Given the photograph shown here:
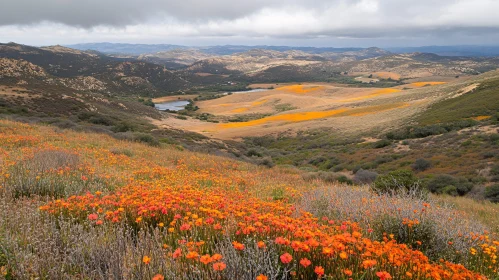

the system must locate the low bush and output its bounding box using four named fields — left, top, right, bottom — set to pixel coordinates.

left=386, top=120, right=478, bottom=140
left=426, top=174, right=474, bottom=196
left=133, top=133, right=159, bottom=146
left=112, top=121, right=136, bottom=133
left=372, top=139, right=391, bottom=149
left=353, top=169, right=378, bottom=184
left=372, top=170, right=422, bottom=194
left=485, top=184, right=499, bottom=203
left=256, top=157, right=274, bottom=168
left=412, top=158, right=432, bottom=172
